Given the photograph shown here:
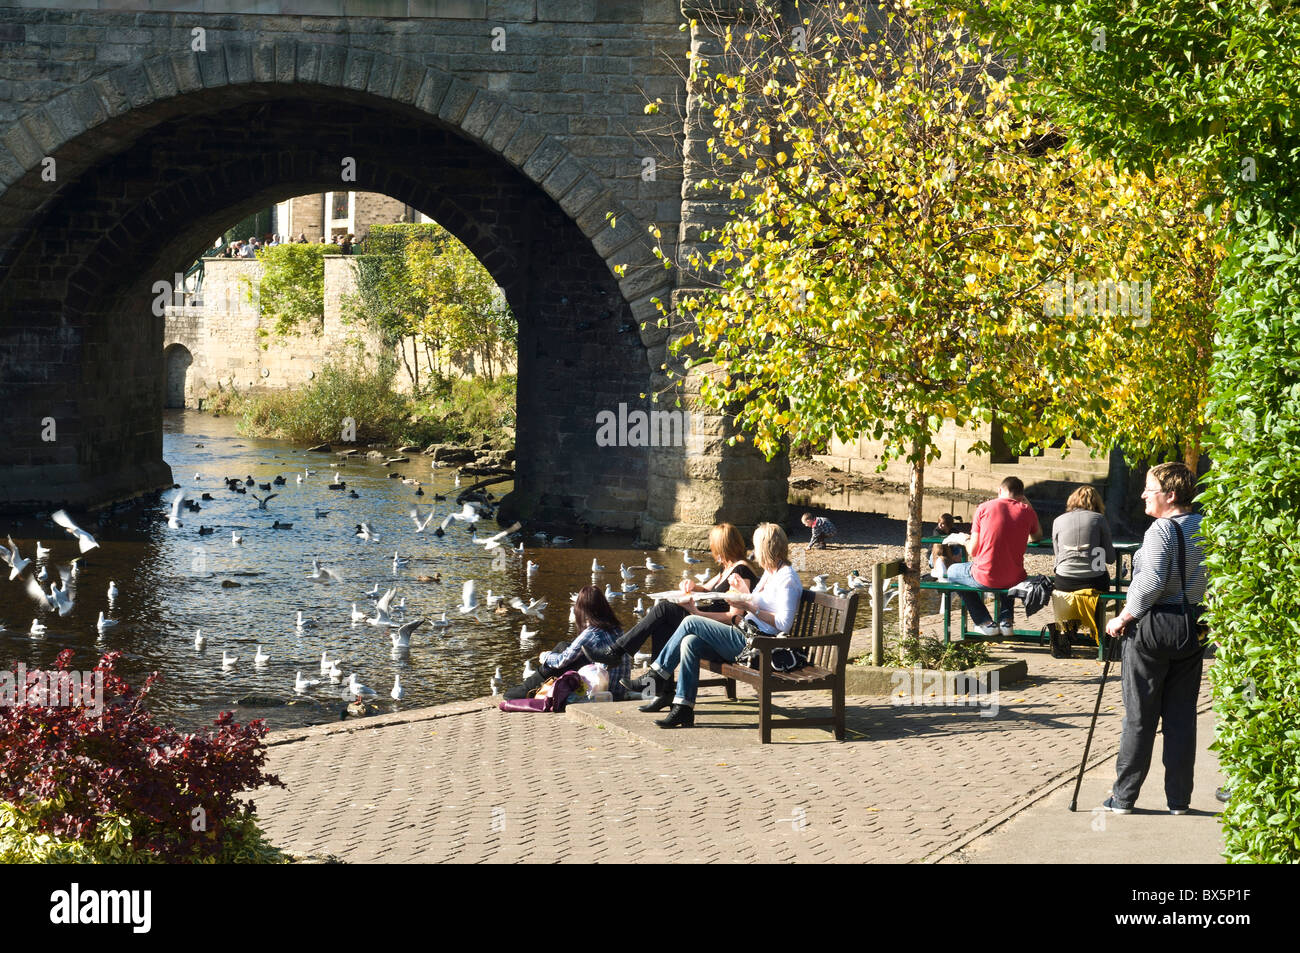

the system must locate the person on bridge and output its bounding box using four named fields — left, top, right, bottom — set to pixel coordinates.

left=607, top=522, right=758, bottom=713
left=626, top=522, right=802, bottom=729
left=944, top=476, right=1043, bottom=637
